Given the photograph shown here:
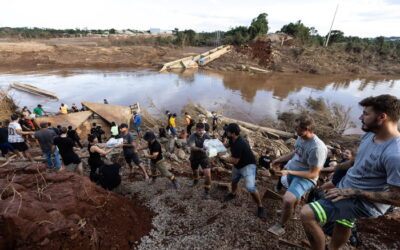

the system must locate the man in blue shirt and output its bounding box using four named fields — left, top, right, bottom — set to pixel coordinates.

left=301, top=95, right=400, bottom=250
left=133, top=111, right=142, bottom=138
